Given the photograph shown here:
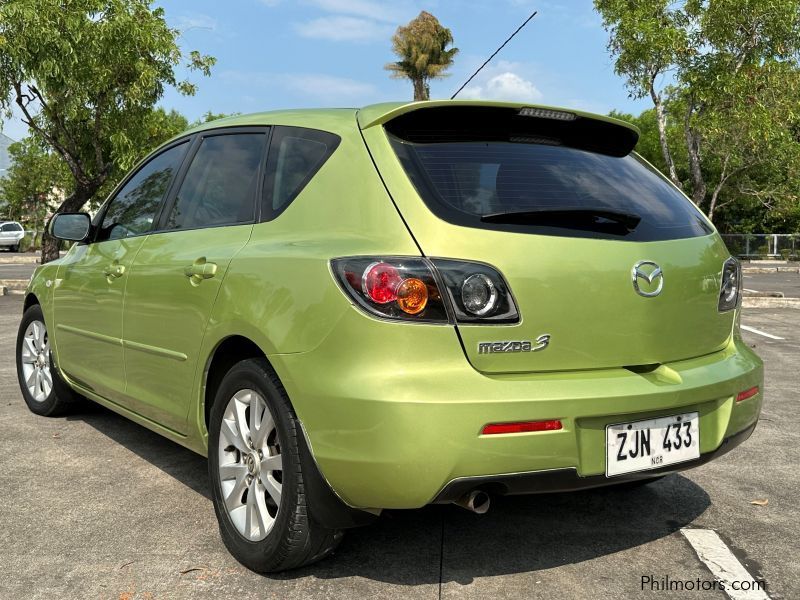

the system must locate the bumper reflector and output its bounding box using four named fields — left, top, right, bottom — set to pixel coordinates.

left=736, top=386, right=759, bottom=402
left=481, top=419, right=563, bottom=435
